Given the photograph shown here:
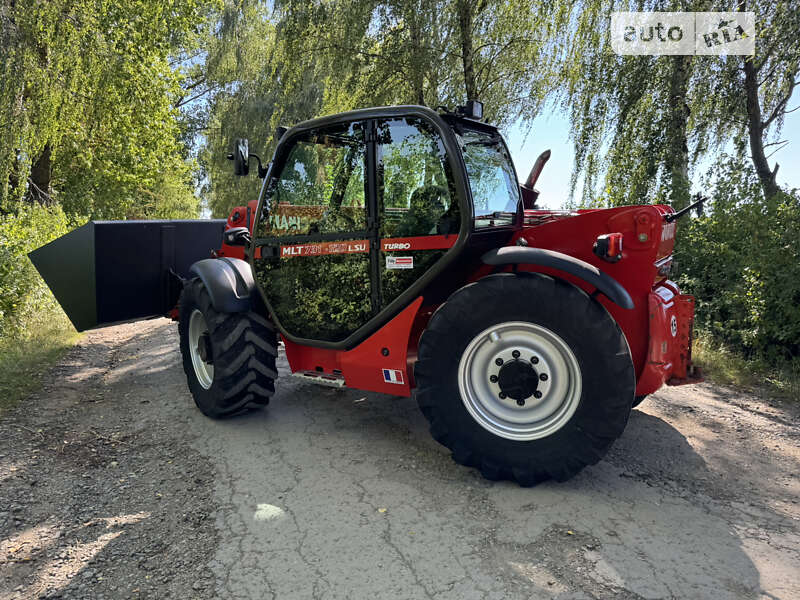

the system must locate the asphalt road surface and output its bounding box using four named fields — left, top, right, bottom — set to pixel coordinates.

left=1, top=319, right=798, bottom=599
